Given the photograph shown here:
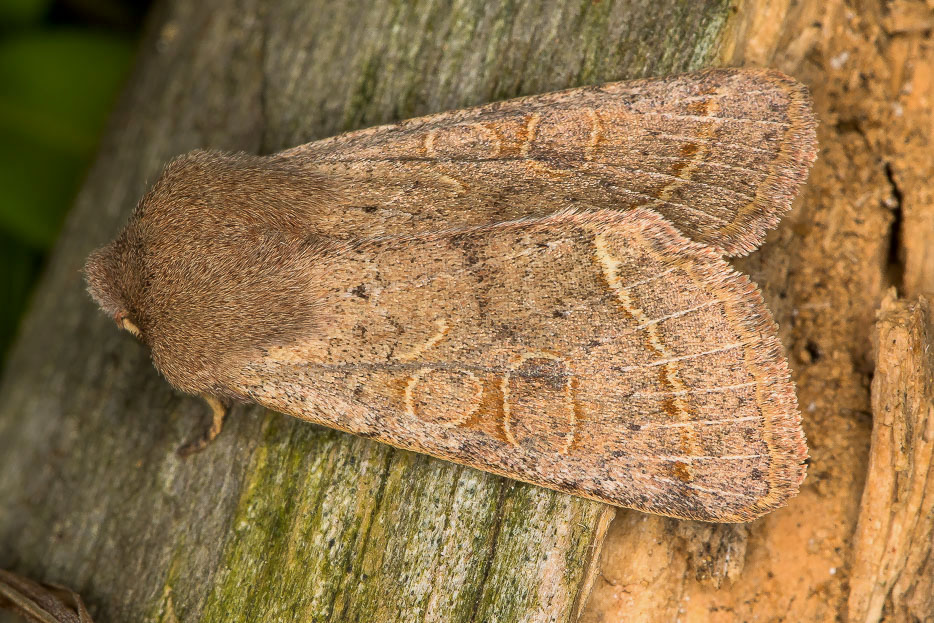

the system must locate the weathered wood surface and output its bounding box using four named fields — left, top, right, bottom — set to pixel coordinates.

left=848, top=294, right=934, bottom=623
left=0, top=1, right=736, bottom=621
